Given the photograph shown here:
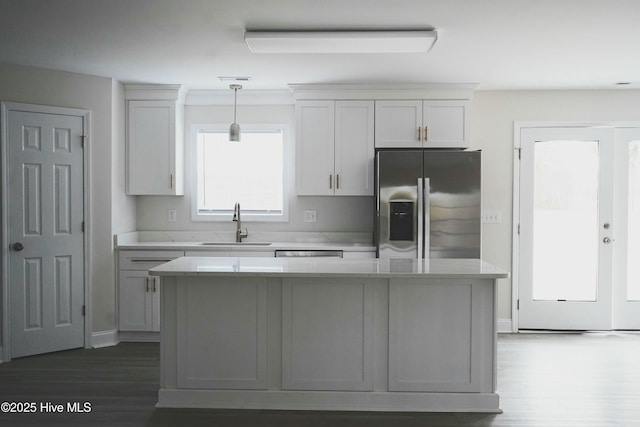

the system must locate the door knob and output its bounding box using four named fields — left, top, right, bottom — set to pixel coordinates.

left=603, top=237, right=612, bottom=244
left=12, top=242, right=24, bottom=251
